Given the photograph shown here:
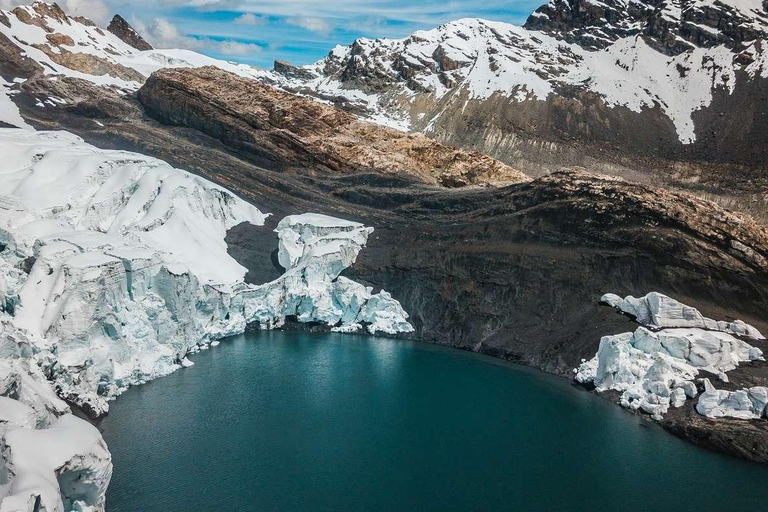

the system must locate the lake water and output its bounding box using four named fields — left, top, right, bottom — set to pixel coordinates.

left=101, top=331, right=768, bottom=511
